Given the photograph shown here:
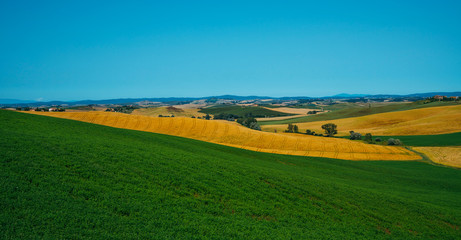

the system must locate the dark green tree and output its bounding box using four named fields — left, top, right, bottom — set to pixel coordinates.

left=285, top=124, right=294, bottom=133
left=237, top=117, right=260, bottom=130
left=321, top=123, right=337, bottom=137
left=364, top=133, right=372, bottom=143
